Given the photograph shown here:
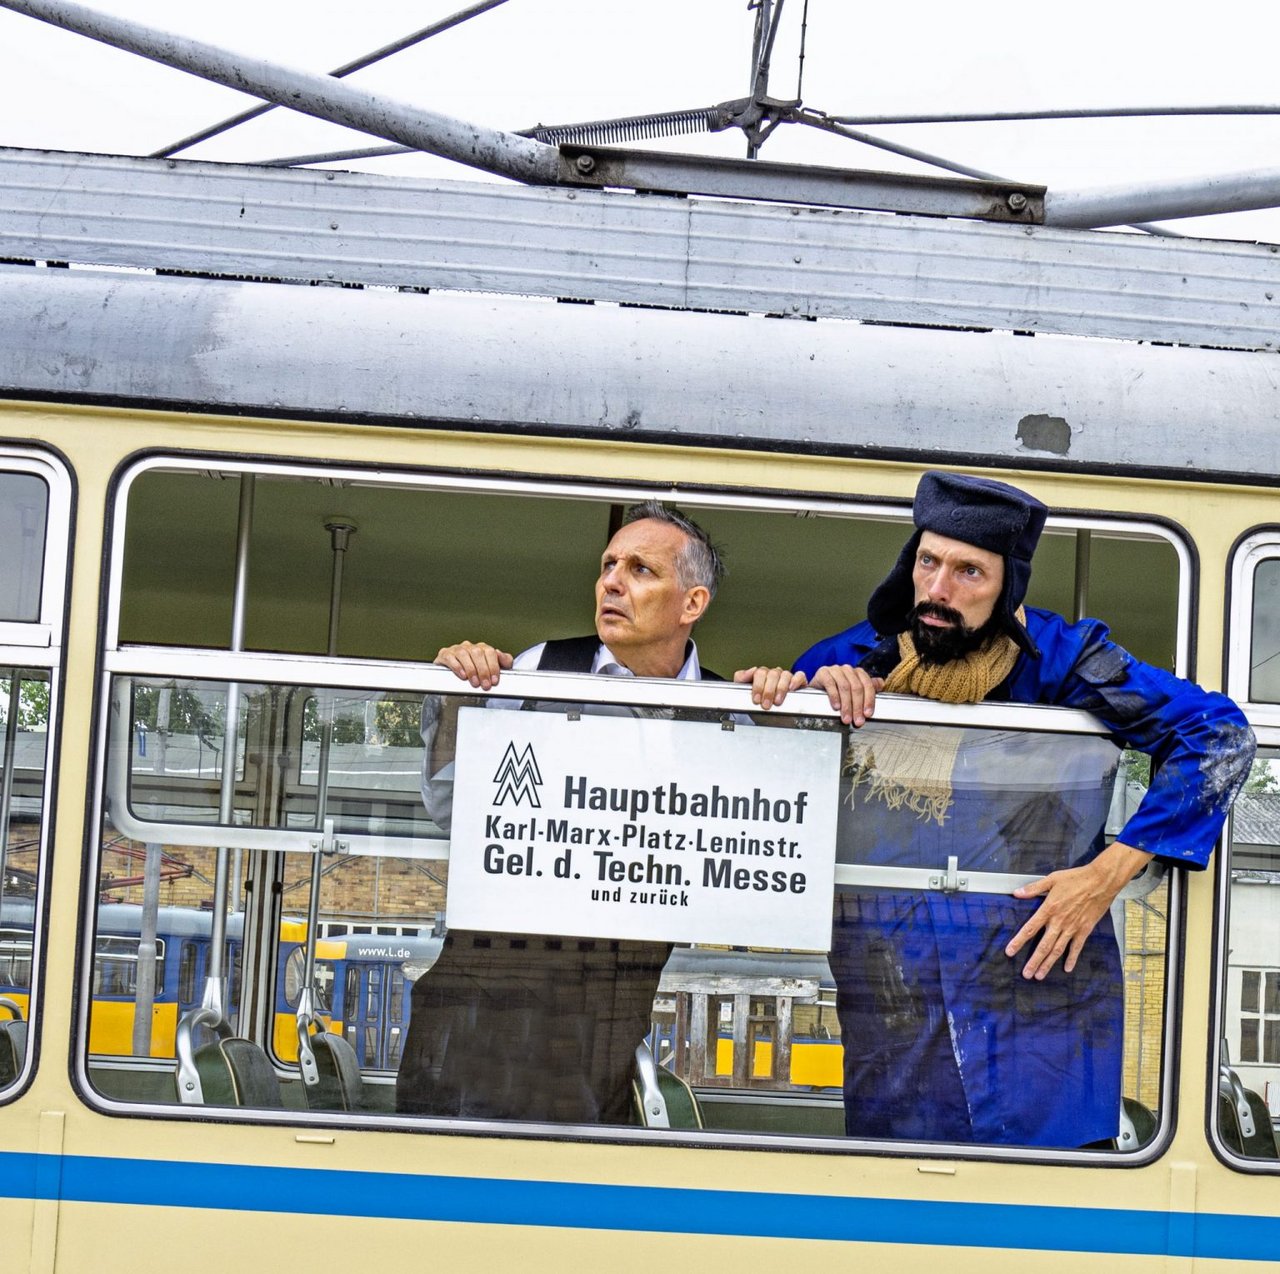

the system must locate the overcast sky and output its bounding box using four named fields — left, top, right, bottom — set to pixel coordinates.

left=4, top=0, right=1280, bottom=240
